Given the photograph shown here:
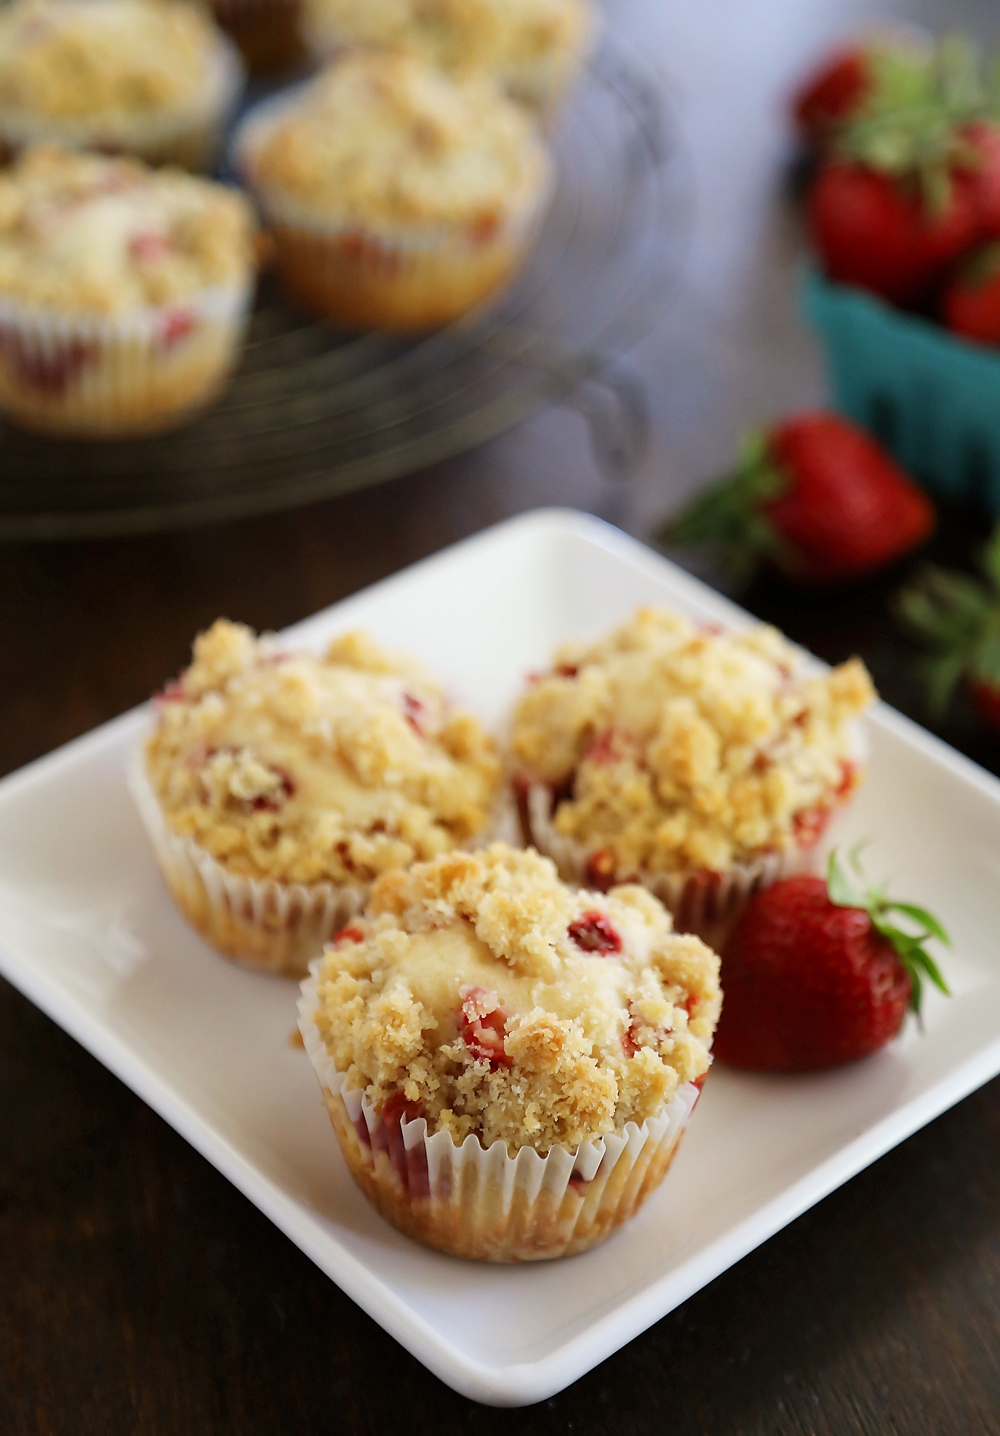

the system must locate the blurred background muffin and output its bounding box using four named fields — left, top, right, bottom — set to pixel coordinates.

left=0, top=145, right=256, bottom=435
left=302, top=0, right=596, bottom=114
left=0, top=0, right=244, bottom=171
left=235, top=50, right=553, bottom=330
